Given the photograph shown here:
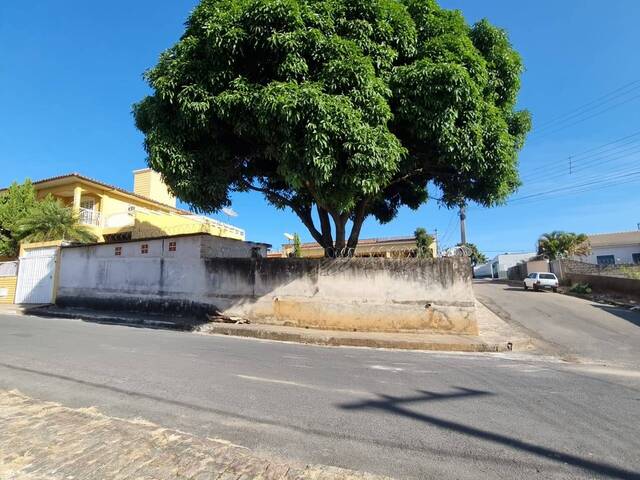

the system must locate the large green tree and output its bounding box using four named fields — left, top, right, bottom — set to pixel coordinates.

left=0, top=181, right=39, bottom=257
left=134, top=0, right=530, bottom=255
left=537, top=231, right=590, bottom=260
